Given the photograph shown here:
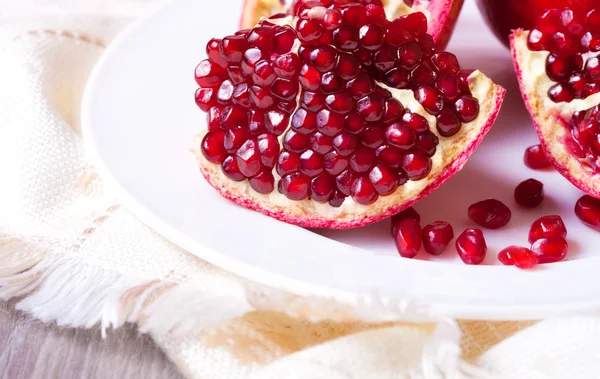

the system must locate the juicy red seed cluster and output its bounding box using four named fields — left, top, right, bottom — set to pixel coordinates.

left=568, top=105, right=600, bottom=168
left=526, top=215, right=568, bottom=263
left=390, top=208, right=454, bottom=258
left=196, top=1, right=477, bottom=206
left=498, top=246, right=539, bottom=269
left=528, top=9, right=600, bottom=103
